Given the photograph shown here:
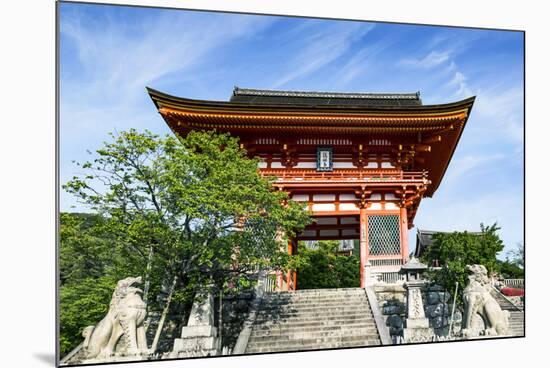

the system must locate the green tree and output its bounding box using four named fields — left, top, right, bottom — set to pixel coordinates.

left=497, top=259, right=524, bottom=279
left=297, top=241, right=360, bottom=289
left=498, top=242, right=524, bottom=279
left=59, top=276, right=116, bottom=355
left=506, top=242, right=524, bottom=269
left=420, top=223, right=504, bottom=297
left=62, top=129, right=311, bottom=353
